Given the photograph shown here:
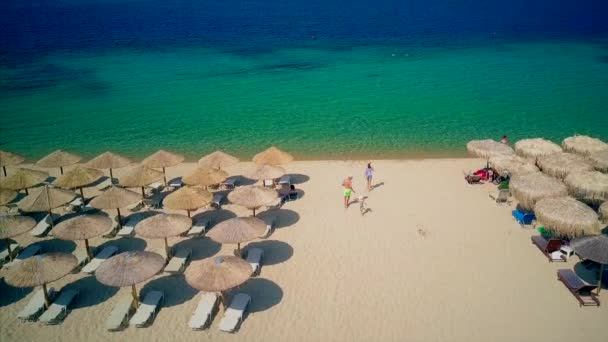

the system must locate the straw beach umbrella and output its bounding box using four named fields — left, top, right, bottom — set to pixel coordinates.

left=119, top=165, right=164, bottom=198
left=207, top=217, right=266, bottom=255
left=141, top=149, right=184, bottom=185
left=96, top=251, right=165, bottom=308
left=514, top=138, right=562, bottom=160
left=36, top=150, right=81, bottom=175
left=89, top=186, right=141, bottom=227
left=185, top=255, right=251, bottom=309
left=0, top=215, right=36, bottom=260
left=510, top=172, right=568, bottom=211
left=249, top=165, right=286, bottom=182
left=135, top=213, right=191, bottom=258
left=54, top=165, right=103, bottom=199
left=537, top=153, right=594, bottom=179
left=599, top=202, right=608, bottom=223
left=85, top=151, right=133, bottom=184
left=588, top=150, right=608, bottom=172
left=182, top=168, right=228, bottom=188
left=564, top=171, right=608, bottom=204
left=0, top=189, right=18, bottom=206
left=535, top=197, right=600, bottom=238
left=198, top=150, right=239, bottom=170
left=0, top=150, right=25, bottom=176
left=563, top=135, right=608, bottom=156
left=571, top=234, right=608, bottom=294
left=253, top=146, right=294, bottom=166
left=4, top=253, right=77, bottom=308
left=228, top=185, right=278, bottom=216
left=18, top=186, right=76, bottom=225
left=488, top=154, right=538, bottom=176
left=0, top=168, right=48, bottom=195
left=53, top=214, right=112, bottom=261
left=466, top=139, right=514, bottom=159
left=163, top=186, right=212, bottom=217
